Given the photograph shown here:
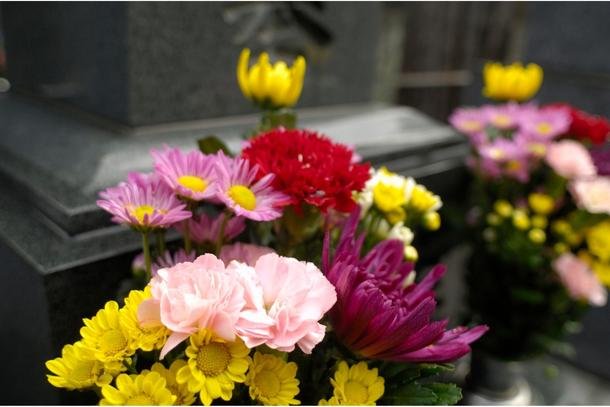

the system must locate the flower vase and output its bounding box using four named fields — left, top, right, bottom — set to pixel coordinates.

left=462, top=350, right=533, bottom=405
